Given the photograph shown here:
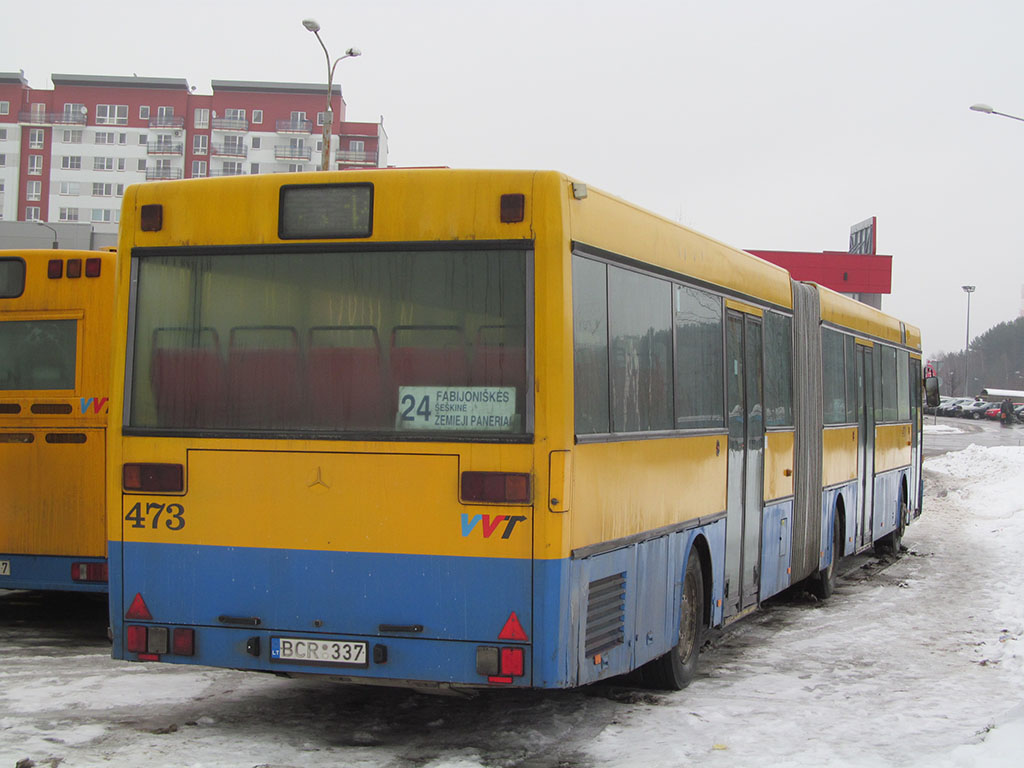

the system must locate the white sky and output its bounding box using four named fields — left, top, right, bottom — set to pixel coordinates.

left=6, top=0, right=1023, bottom=358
